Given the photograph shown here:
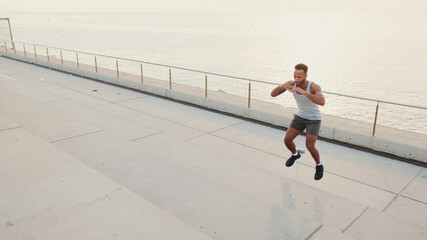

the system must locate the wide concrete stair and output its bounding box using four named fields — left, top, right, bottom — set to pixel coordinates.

left=1, top=56, right=426, bottom=239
